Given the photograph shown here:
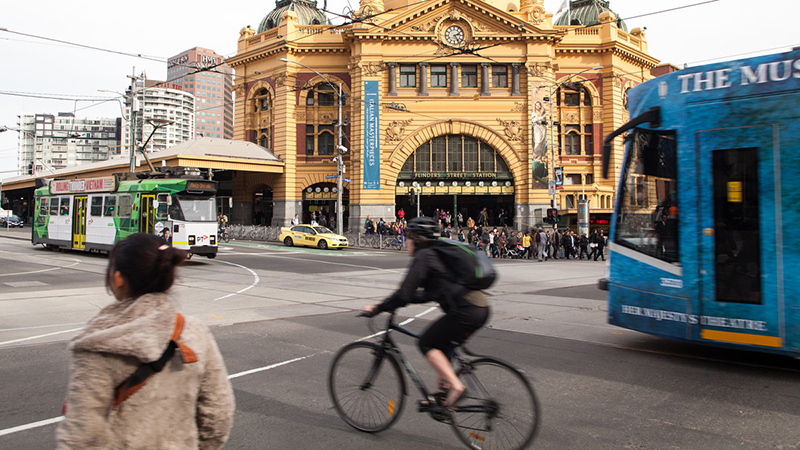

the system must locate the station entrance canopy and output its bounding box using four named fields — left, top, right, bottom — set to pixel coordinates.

left=1, top=138, right=284, bottom=191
